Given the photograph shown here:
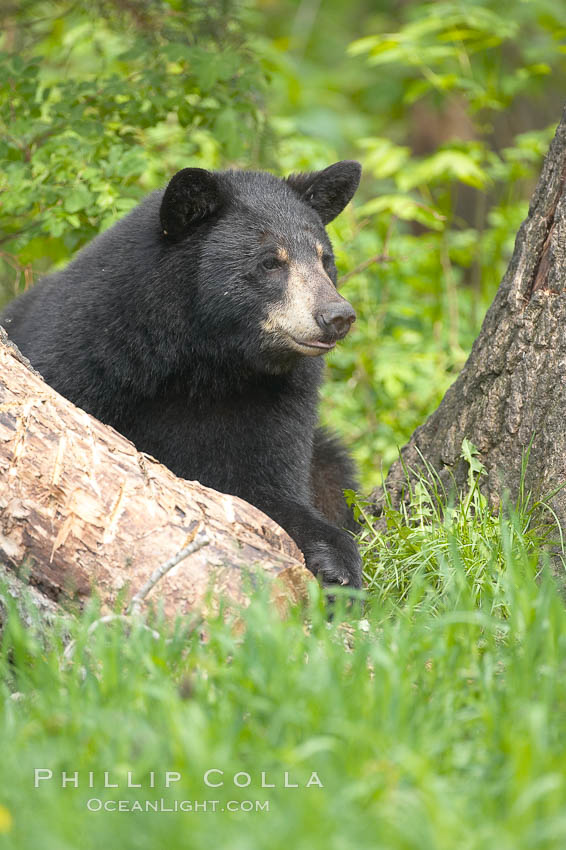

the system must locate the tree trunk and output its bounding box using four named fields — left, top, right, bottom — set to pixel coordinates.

left=375, top=105, right=566, bottom=556
left=0, top=329, right=310, bottom=623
